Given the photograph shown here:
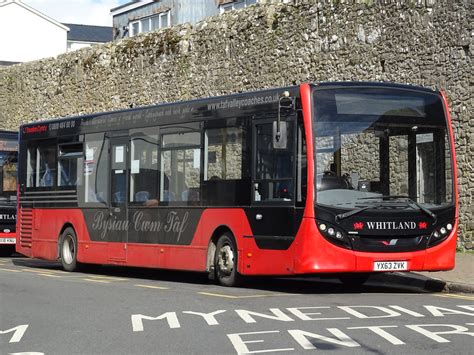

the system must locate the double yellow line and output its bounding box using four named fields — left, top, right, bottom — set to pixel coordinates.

left=434, top=293, right=474, bottom=301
